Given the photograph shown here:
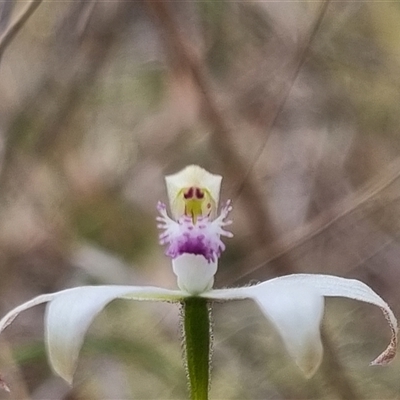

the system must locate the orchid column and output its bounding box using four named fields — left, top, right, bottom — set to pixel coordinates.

left=158, top=166, right=232, bottom=400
